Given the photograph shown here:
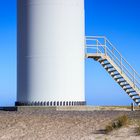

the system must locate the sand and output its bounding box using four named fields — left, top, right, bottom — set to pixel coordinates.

left=0, top=109, right=140, bottom=140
